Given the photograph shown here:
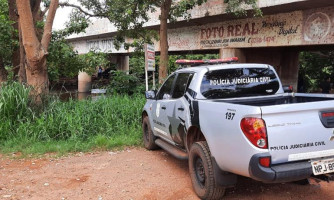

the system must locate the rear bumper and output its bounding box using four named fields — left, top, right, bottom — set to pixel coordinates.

left=249, top=153, right=313, bottom=183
